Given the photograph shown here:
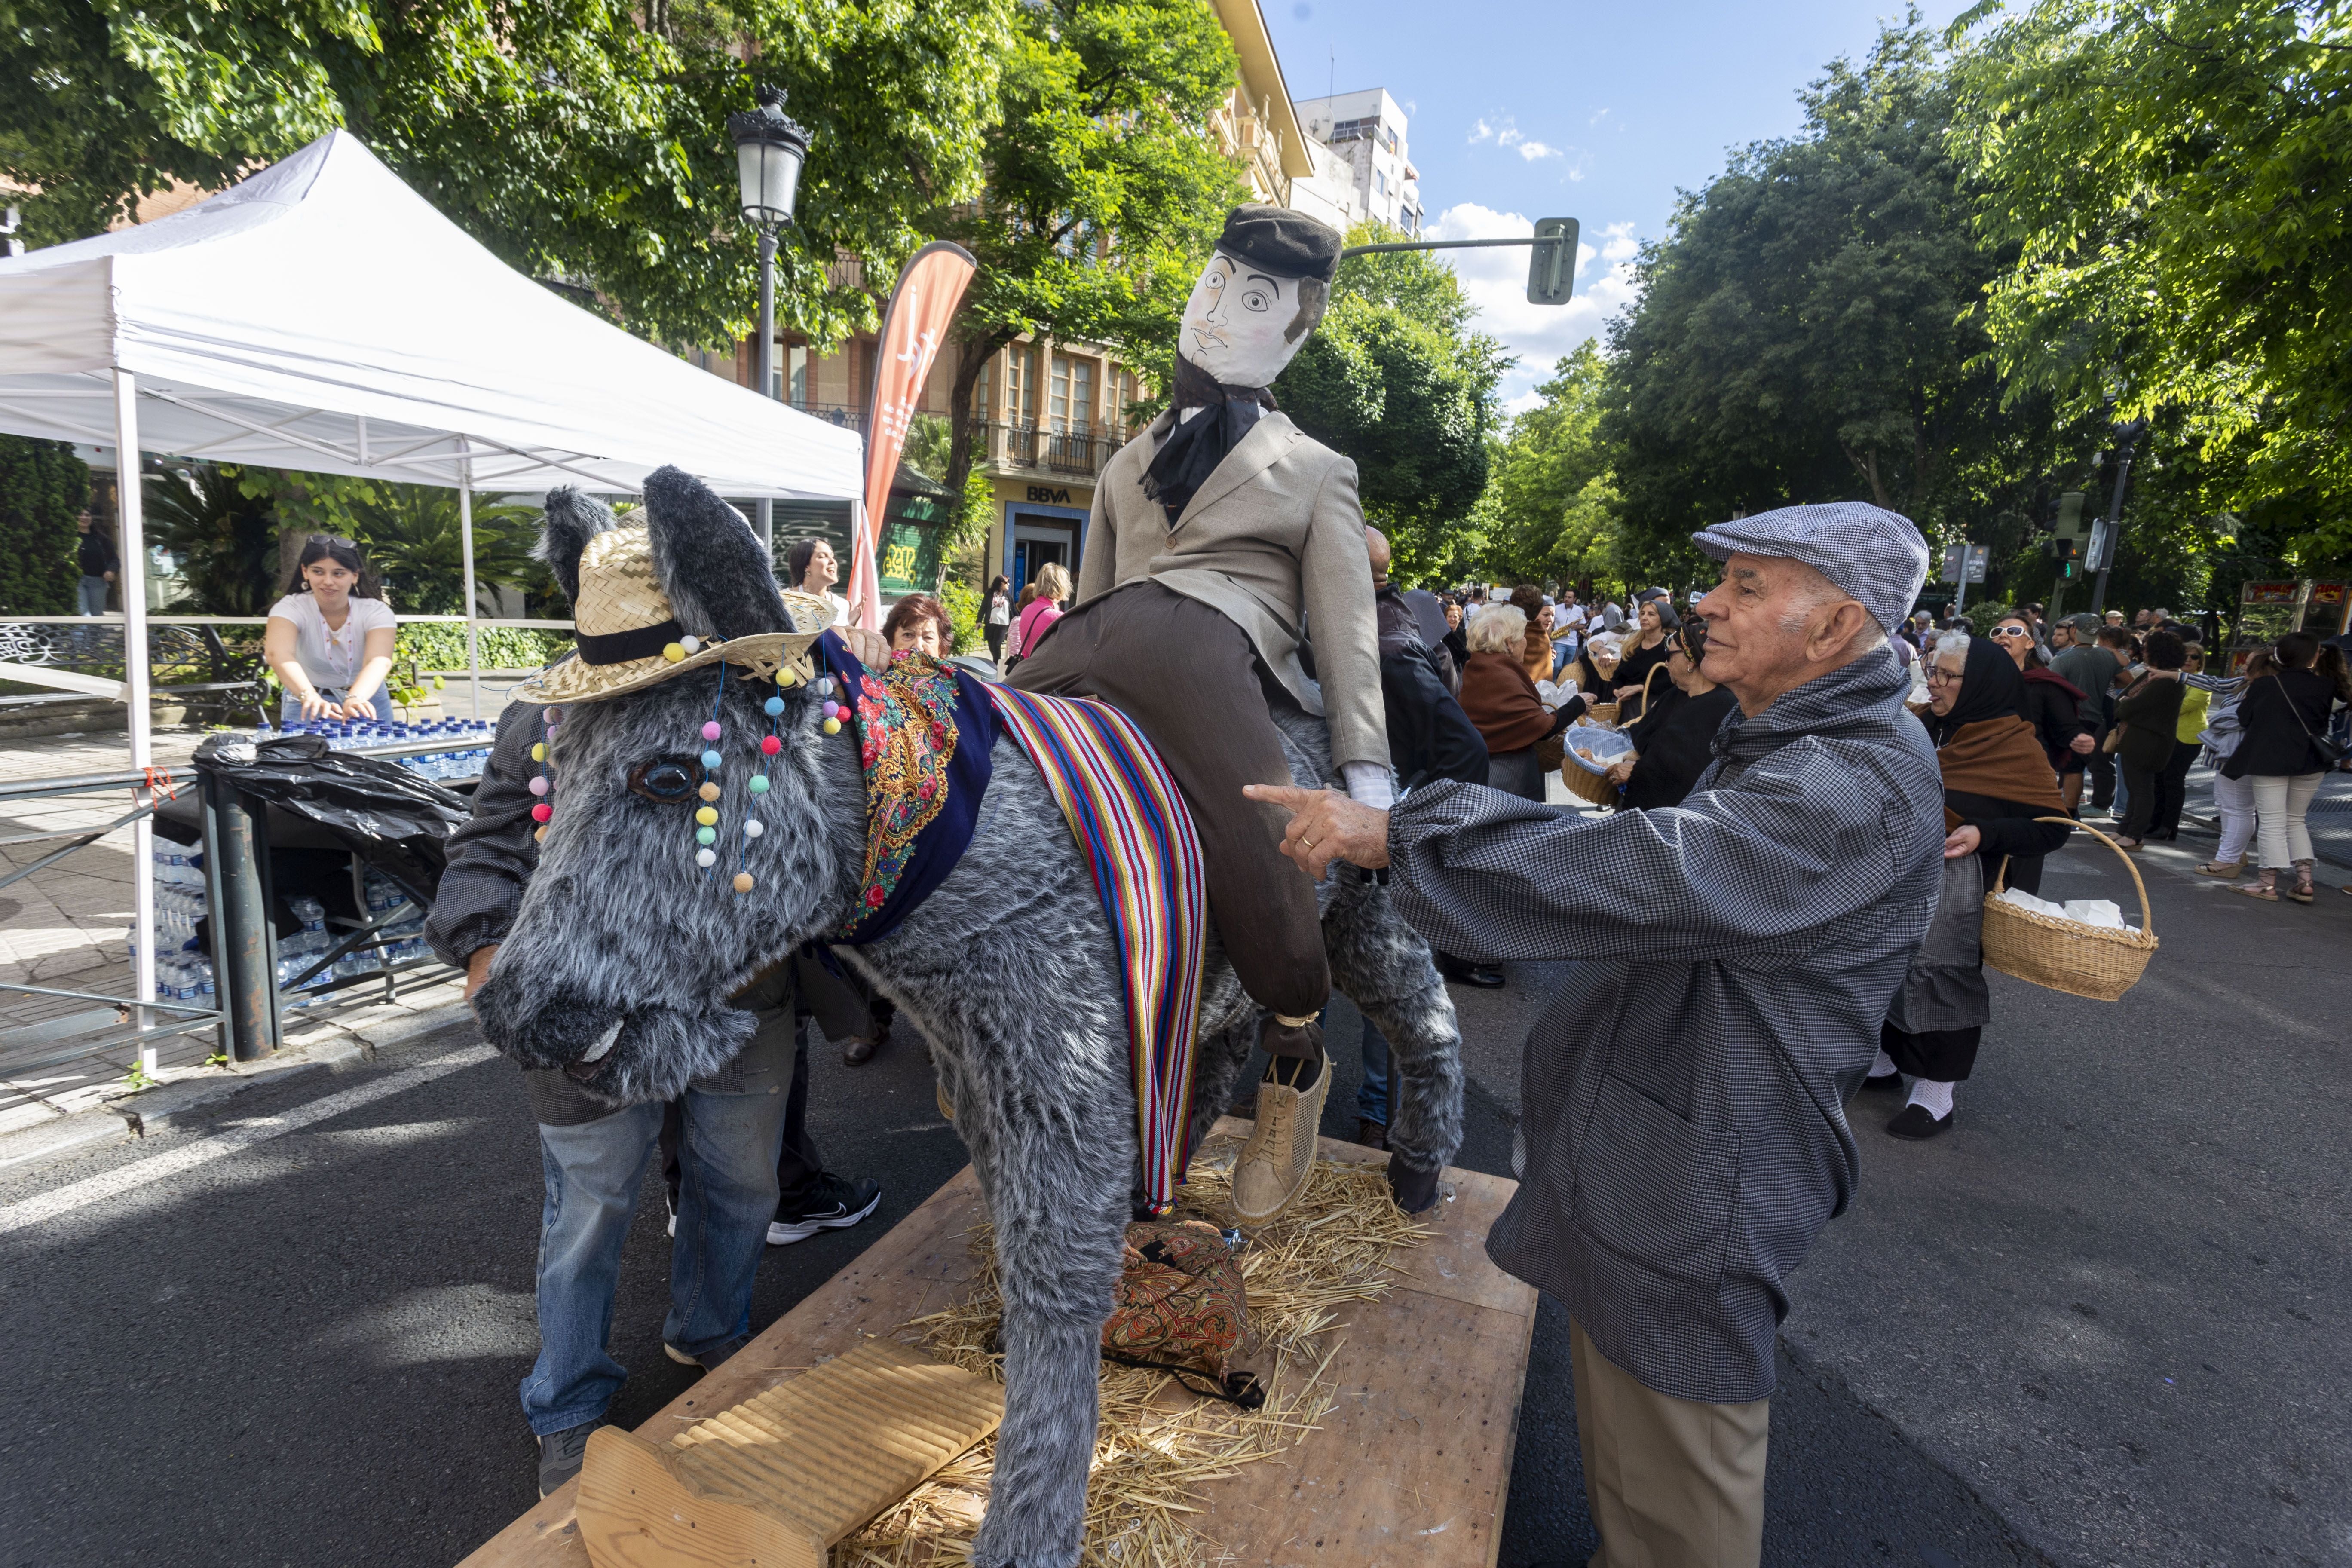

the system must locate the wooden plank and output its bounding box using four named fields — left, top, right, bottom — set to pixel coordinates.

left=462, top=1138, right=1534, bottom=1568
left=574, top=1340, right=1004, bottom=1568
